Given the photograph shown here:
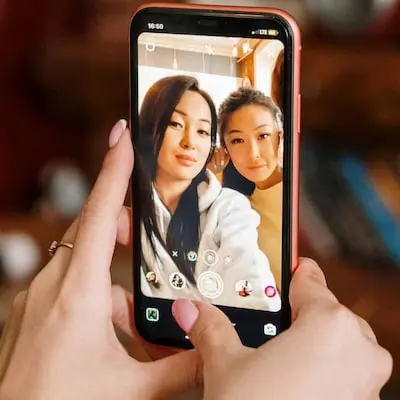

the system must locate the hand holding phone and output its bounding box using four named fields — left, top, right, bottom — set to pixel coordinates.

left=130, top=3, right=301, bottom=348
left=0, top=124, right=199, bottom=400
left=172, top=258, right=393, bottom=400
